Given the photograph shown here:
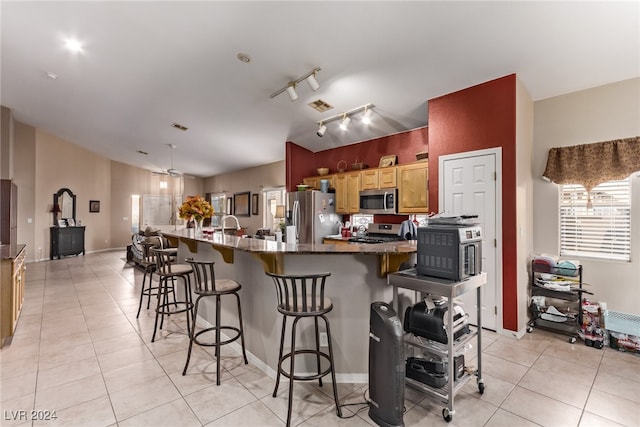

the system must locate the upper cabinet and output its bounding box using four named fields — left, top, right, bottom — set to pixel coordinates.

left=361, top=167, right=397, bottom=191
left=303, top=162, right=426, bottom=214
left=335, top=172, right=361, bottom=214
left=303, top=175, right=335, bottom=191
left=397, top=162, right=428, bottom=213
left=360, top=169, right=379, bottom=190
left=378, top=167, right=397, bottom=188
